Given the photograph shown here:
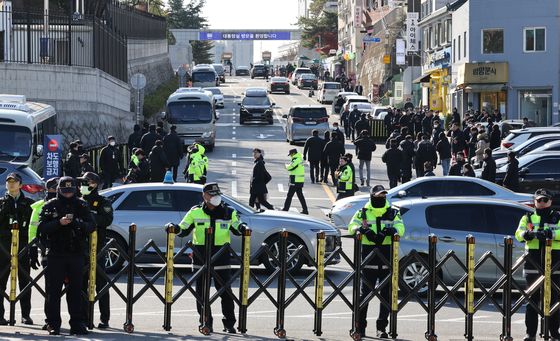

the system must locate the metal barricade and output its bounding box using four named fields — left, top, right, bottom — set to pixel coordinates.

left=367, top=119, right=388, bottom=142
